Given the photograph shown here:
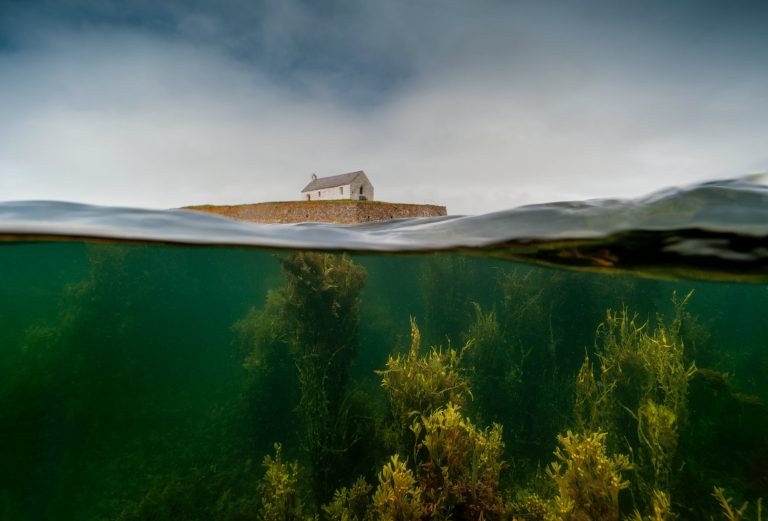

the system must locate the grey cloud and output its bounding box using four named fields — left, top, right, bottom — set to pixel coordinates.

left=0, top=1, right=766, bottom=214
